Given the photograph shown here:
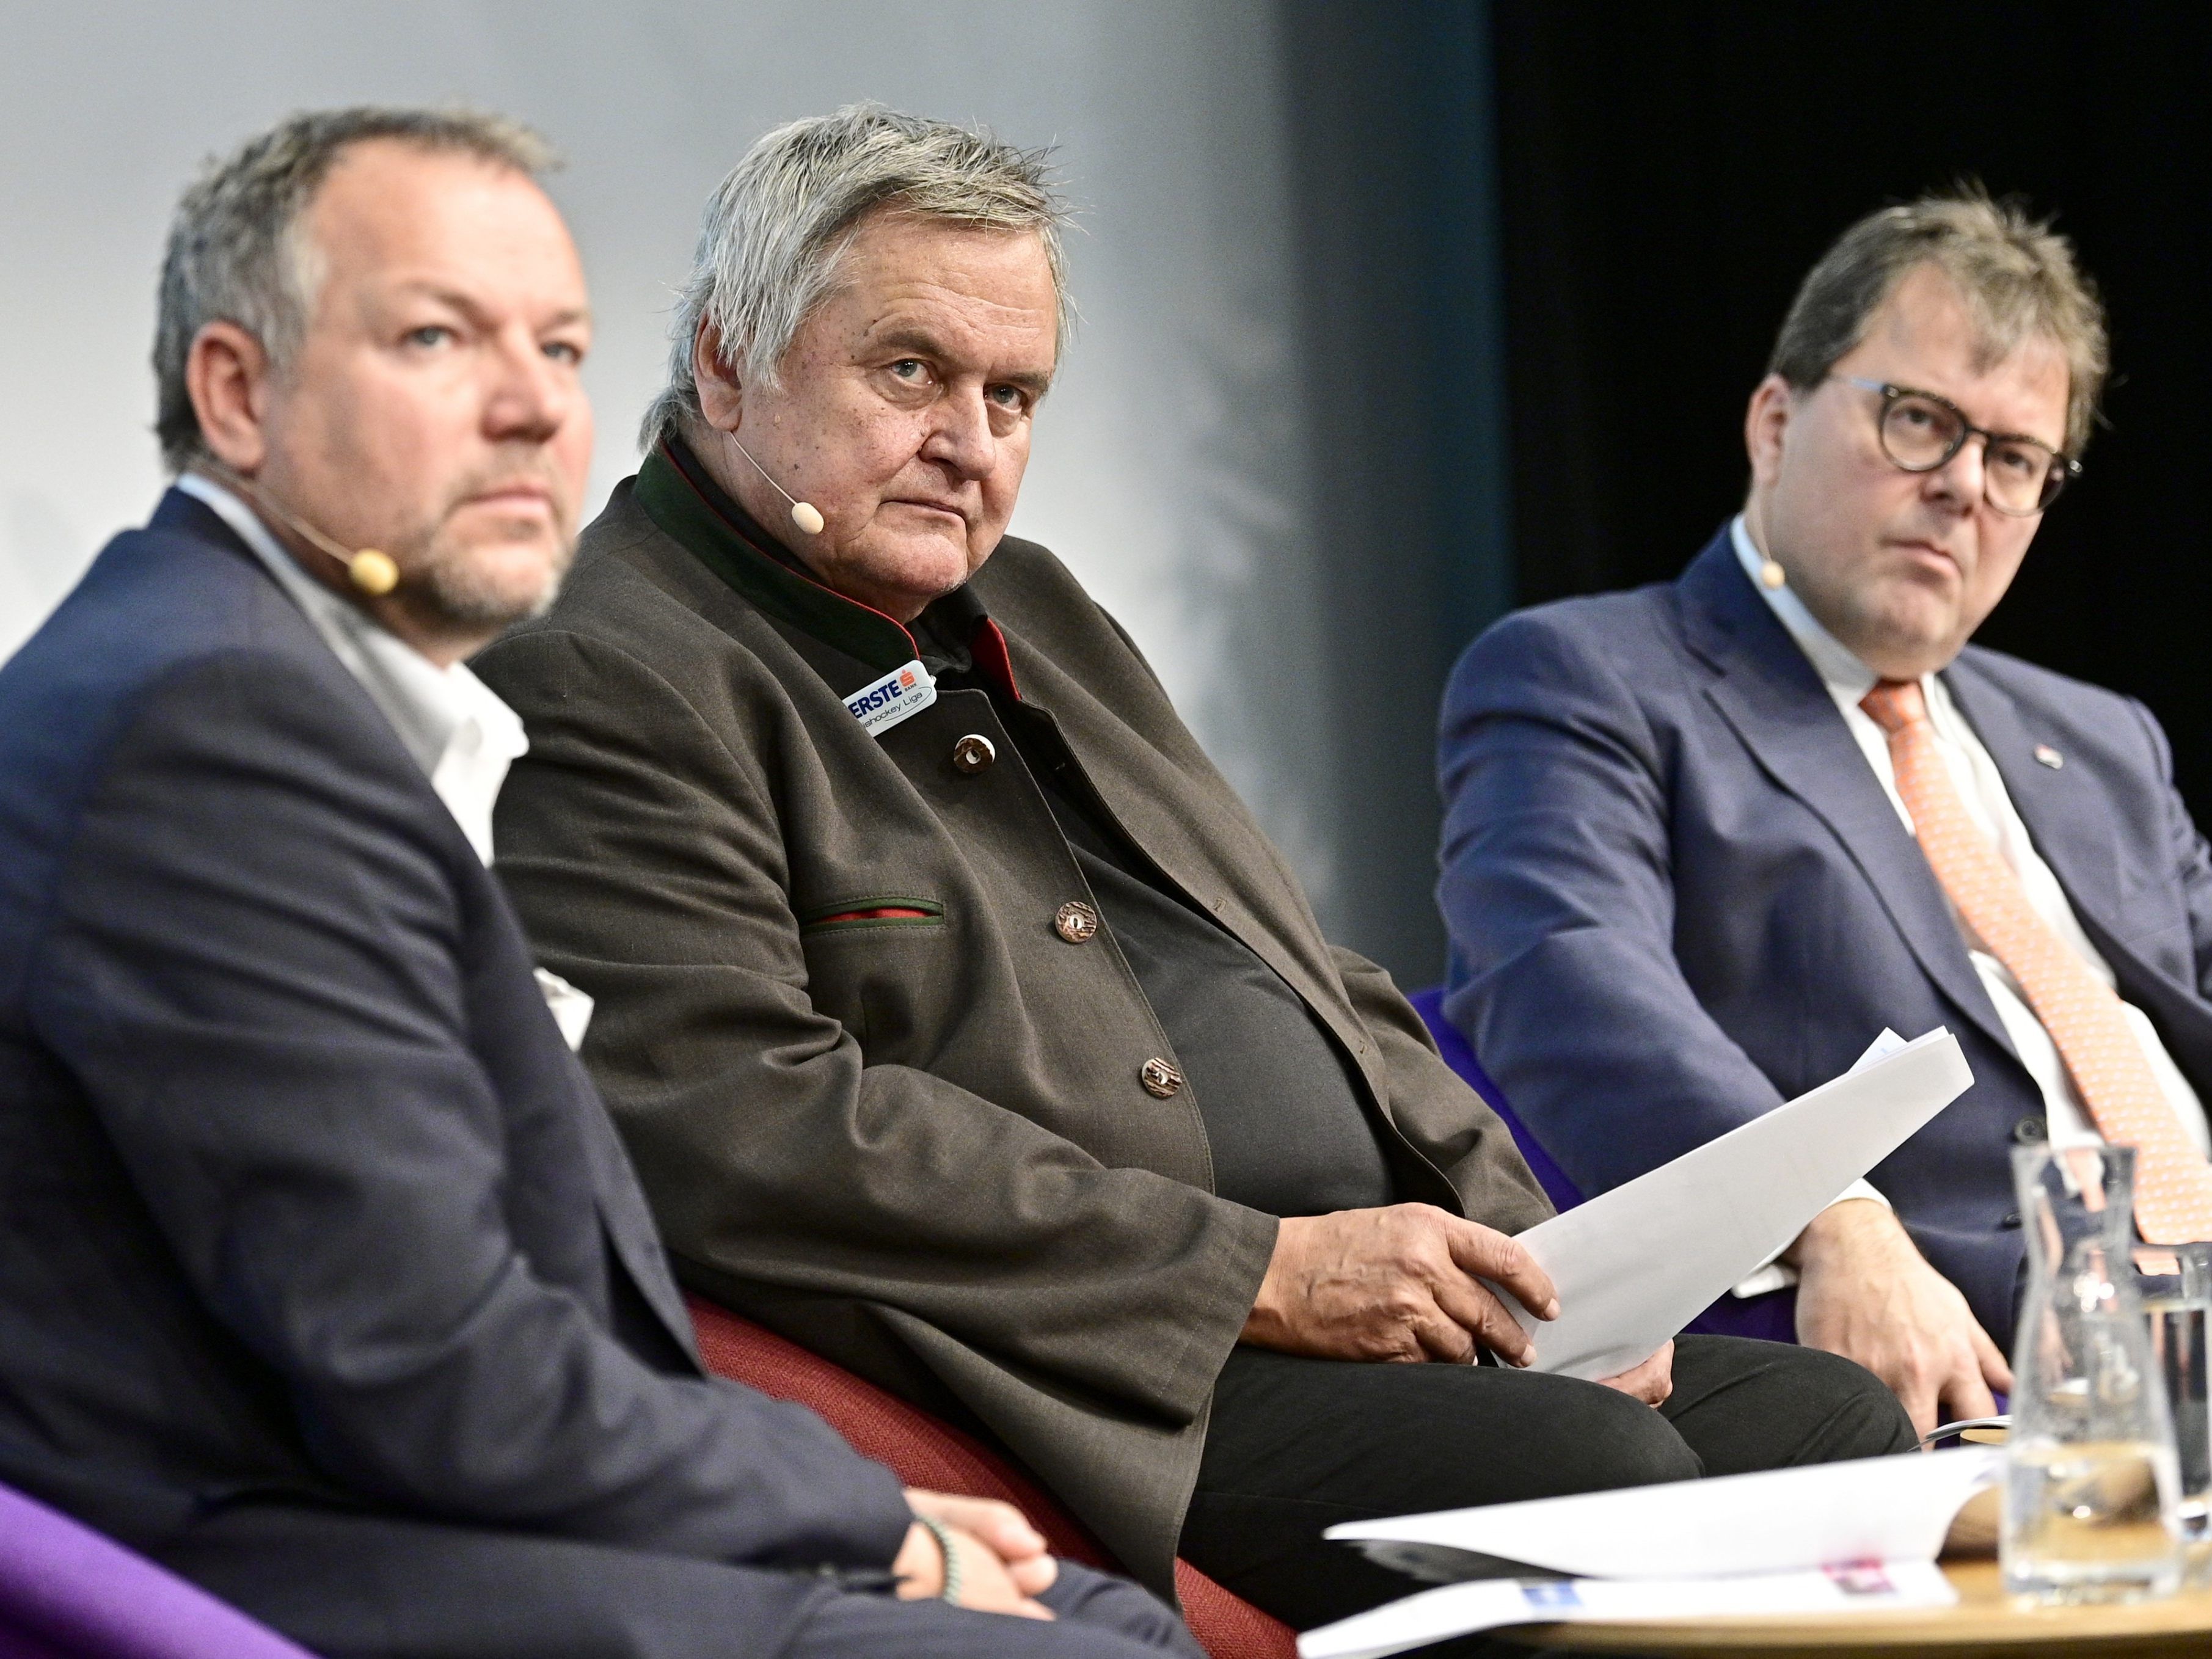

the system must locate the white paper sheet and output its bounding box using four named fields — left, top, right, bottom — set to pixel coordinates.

left=1324, top=1446, right=2004, bottom=1580
left=1728, top=1028, right=1908, bottom=1298
left=1499, top=1028, right=1971, bottom=1377
left=1298, top=1559, right=1957, bottom=1659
